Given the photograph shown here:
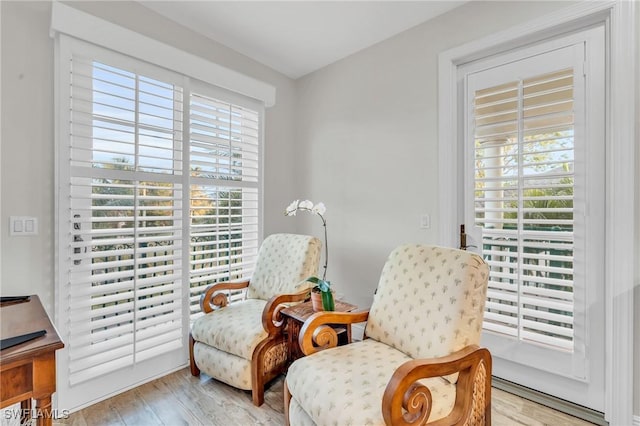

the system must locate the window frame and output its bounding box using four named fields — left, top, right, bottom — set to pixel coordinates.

left=437, top=1, right=636, bottom=423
